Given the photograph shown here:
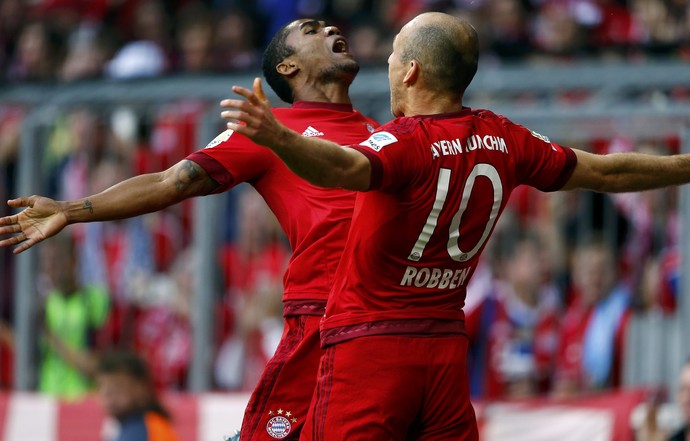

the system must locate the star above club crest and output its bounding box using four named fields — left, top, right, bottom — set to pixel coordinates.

left=286, top=411, right=291, bottom=417
left=277, top=409, right=283, bottom=415
left=268, top=410, right=274, bottom=415
left=291, top=418, right=297, bottom=423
